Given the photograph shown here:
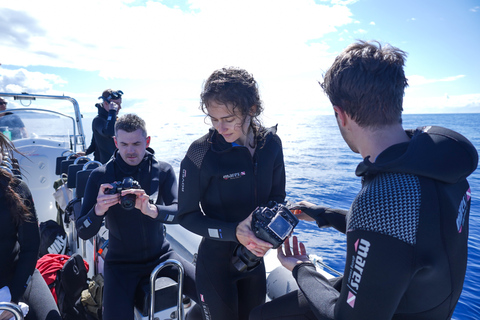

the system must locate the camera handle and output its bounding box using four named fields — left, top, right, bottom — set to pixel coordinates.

left=231, top=244, right=262, bottom=272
